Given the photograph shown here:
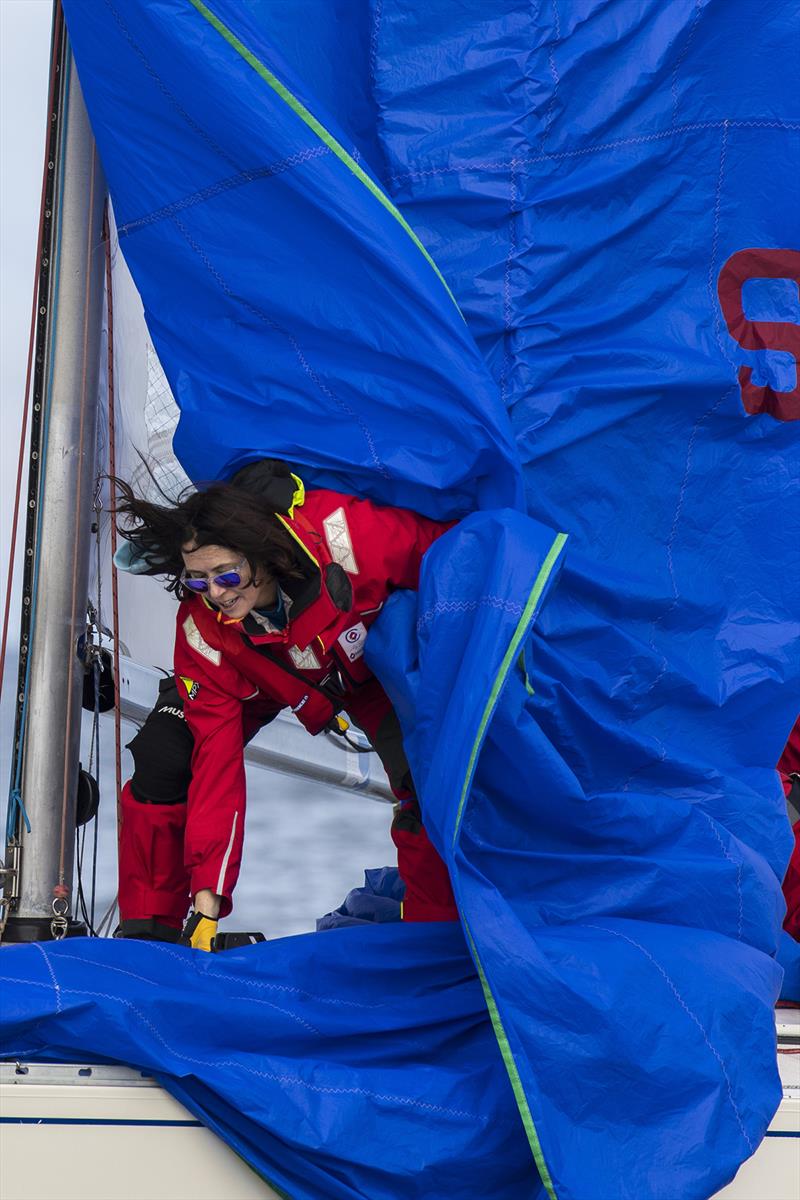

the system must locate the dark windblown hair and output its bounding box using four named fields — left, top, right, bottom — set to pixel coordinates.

left=111, top=474, right=305, bottom=597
